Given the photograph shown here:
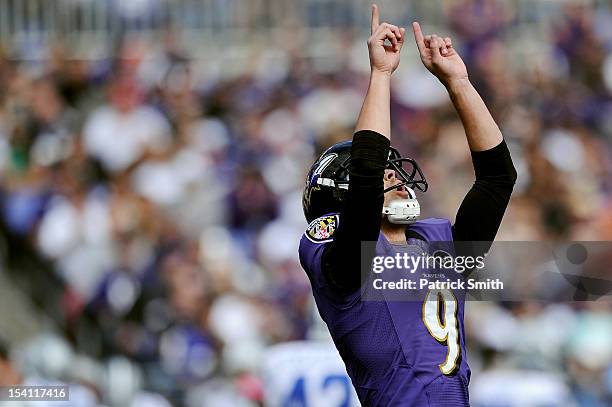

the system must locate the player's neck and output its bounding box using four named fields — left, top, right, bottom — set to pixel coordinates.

left=381, top=219, right=407, bottom=245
